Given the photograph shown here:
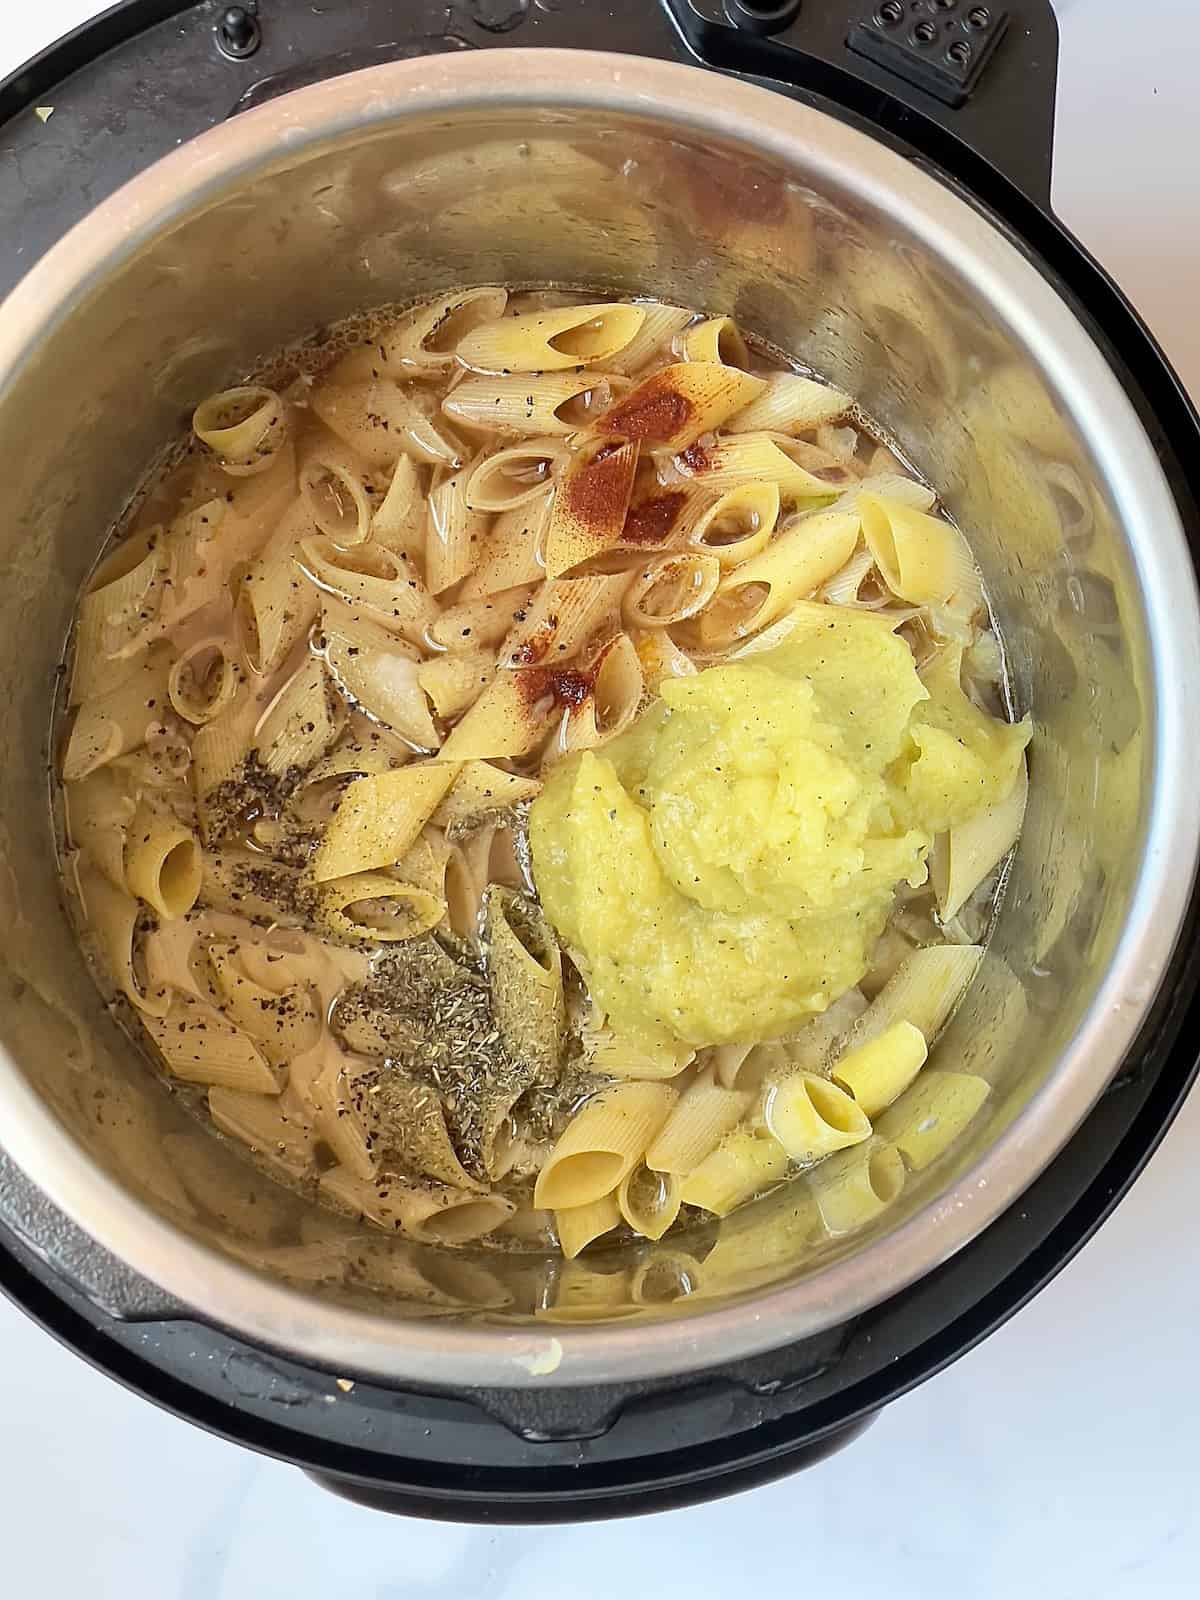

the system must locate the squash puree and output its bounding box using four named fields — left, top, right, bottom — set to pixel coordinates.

left=530, top=612, right=1029, bottom=1050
